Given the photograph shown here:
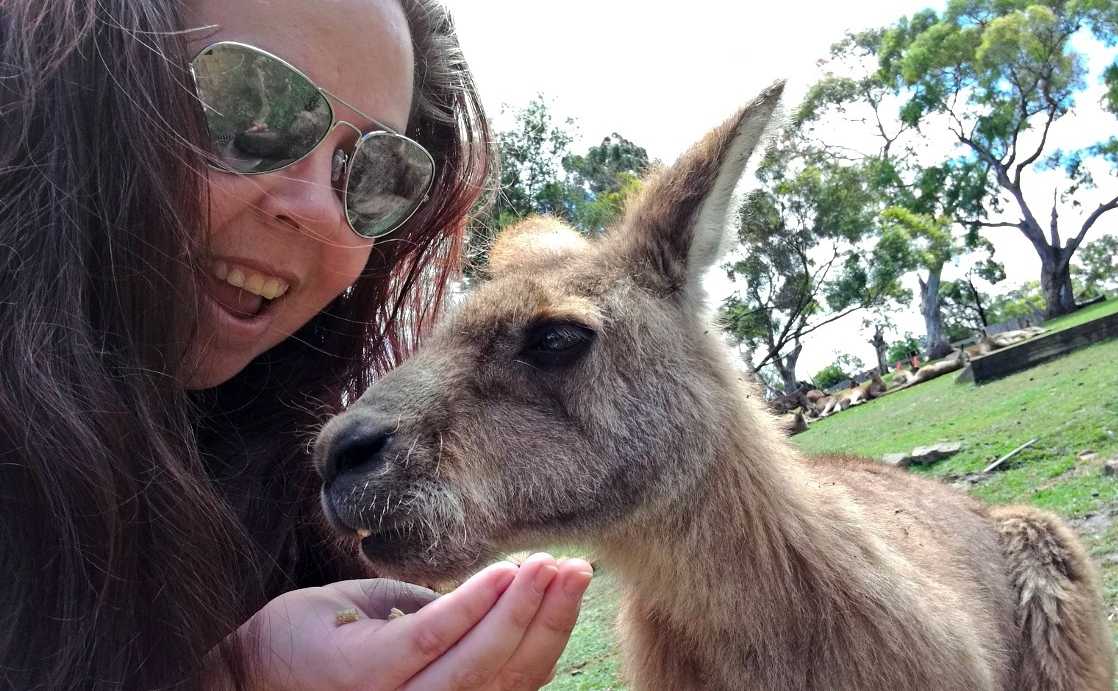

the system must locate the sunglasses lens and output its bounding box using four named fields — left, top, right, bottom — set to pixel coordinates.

left=192, top=43, right=331, bottom=173
left=346, top=133, right=435, bottom=238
